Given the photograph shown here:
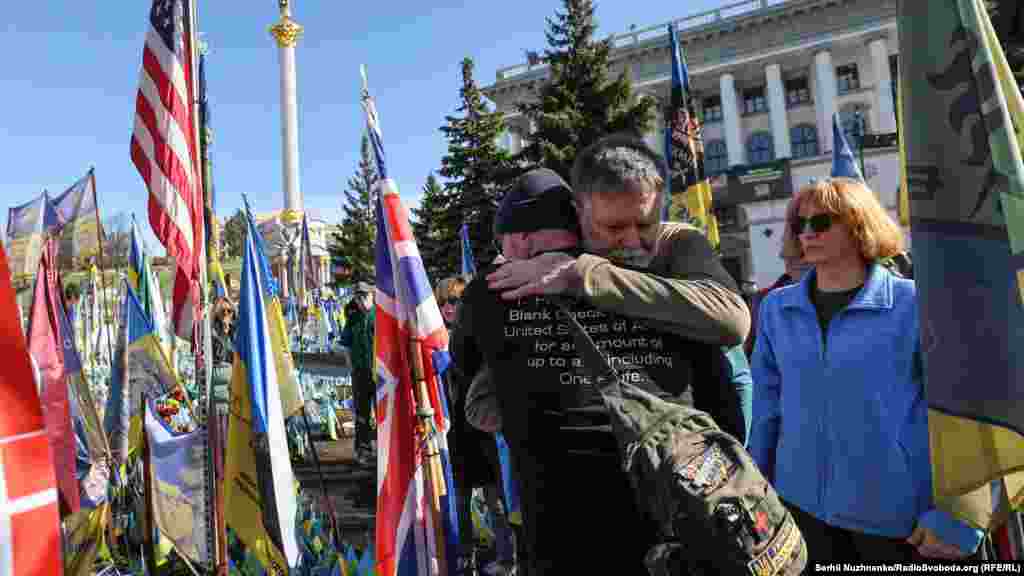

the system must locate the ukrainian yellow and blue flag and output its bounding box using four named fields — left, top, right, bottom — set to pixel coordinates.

left=224, top=224, right=300, bottom=572
left=900, top=0, right=1024, bottom=529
